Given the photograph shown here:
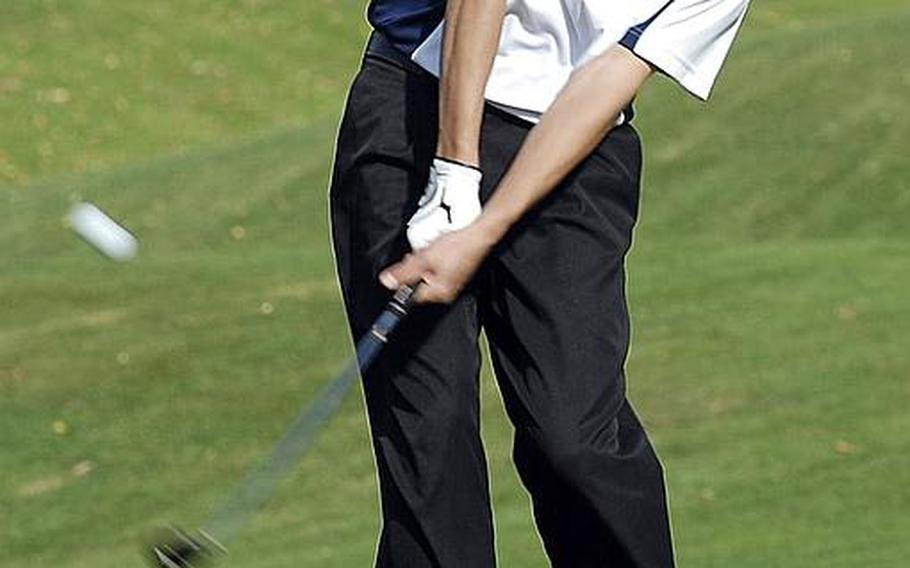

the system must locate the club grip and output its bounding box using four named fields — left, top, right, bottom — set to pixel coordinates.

left=391, top=283, right=418, bottom=312
left=369, top=284, right=417, bottom=343
left=355, top=284, right=420, bottom=370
